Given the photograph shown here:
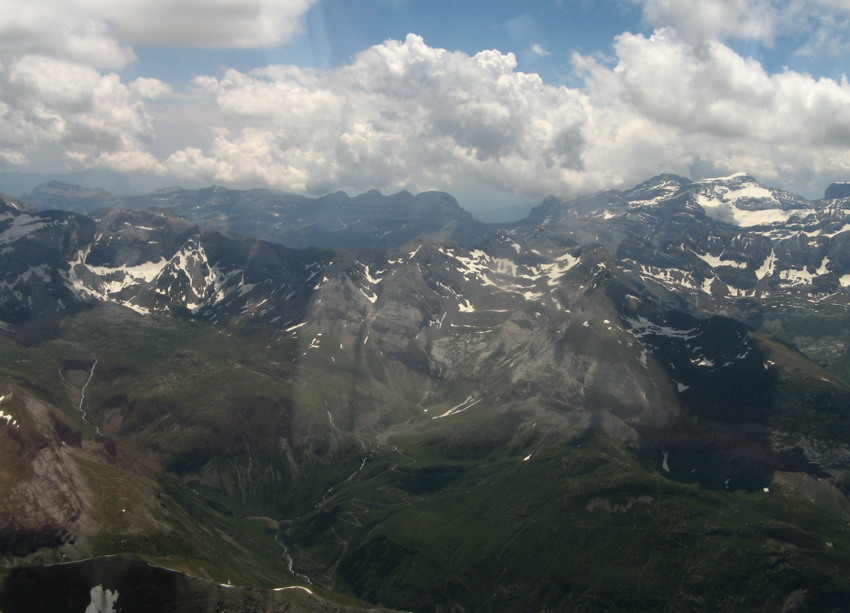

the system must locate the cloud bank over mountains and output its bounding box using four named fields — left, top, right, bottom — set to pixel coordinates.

left=1, top=0, right=850, bottom=201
